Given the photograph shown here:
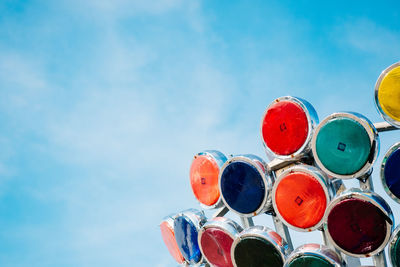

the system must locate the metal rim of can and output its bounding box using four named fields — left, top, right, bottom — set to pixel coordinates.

left=380, top=142, right=400, bottom=204
left=323, top=188, right=394, bottom=258
left=198, top=217, right=243, bottom=266
left=272, top=165, right=331, bottom=232
left=311, top=112, right=379, bottom=180
left=231, top=225, right=291, bottom=267
left=218, top=154, right=273, bottom=217
left=374, top=62, right=400, bottom=128
left=174, top=209, right=207, bottom=266
left=191, top=150, right=228, bottom=209
left=389, top=224, right=400, bottom=267
left=260, top=96, right=319, bottom=160
left=283, top=243, right=343, bottom=267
